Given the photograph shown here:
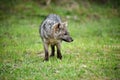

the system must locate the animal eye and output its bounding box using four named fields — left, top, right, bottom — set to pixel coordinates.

left=64, top=32, right=67, bottom=35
